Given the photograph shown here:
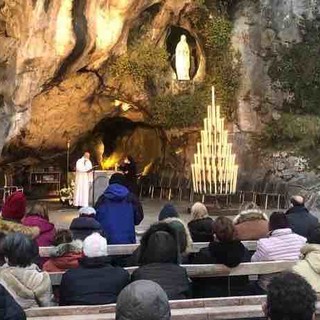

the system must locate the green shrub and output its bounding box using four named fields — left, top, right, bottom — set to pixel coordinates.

left=258, top=113, right=320, bottom=151
left=109, top=42, right=170, bottom=89
left=150, top=85, right=211, bottom=128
